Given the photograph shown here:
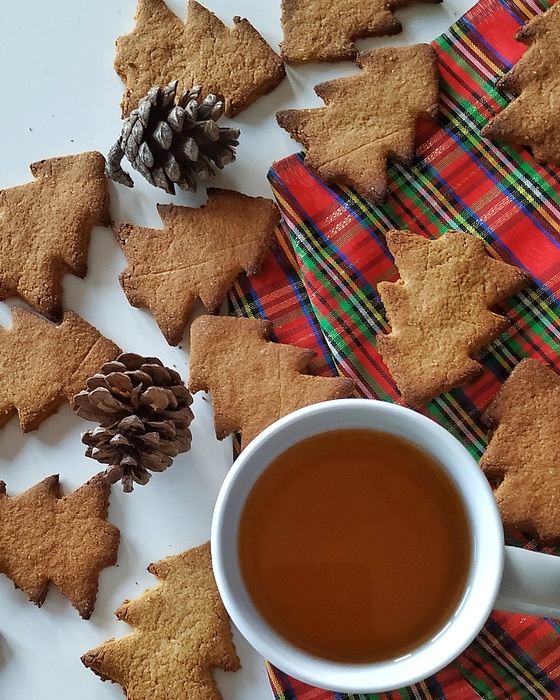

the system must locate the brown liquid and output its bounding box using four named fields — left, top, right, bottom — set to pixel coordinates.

left=238, top=429, right=471, bottom=663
